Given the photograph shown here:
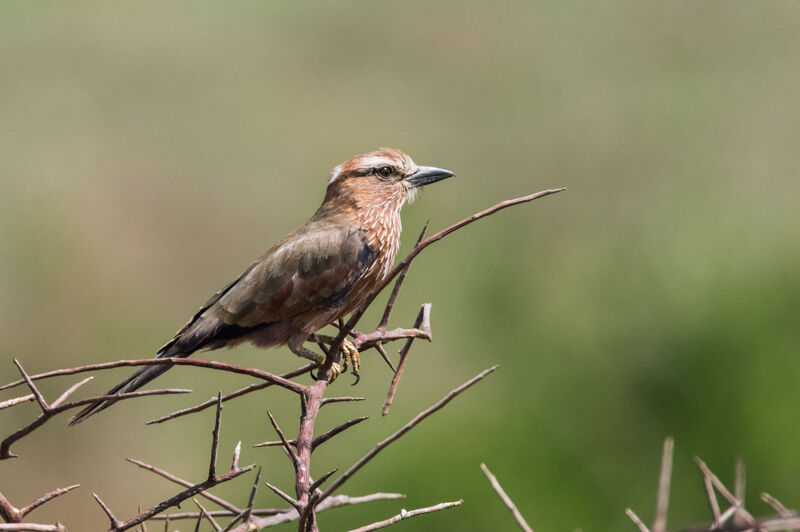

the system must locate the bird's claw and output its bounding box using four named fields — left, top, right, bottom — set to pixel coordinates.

left=306, top=335, right=360, bottom=384
left=311, top=361, right=342, bottom=382
left=339, top=339, right=360, bottom=384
